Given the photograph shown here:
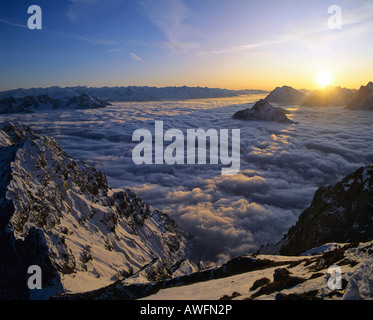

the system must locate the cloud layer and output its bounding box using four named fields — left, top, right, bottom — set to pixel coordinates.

left=1, top=95, right=372, bottom=263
